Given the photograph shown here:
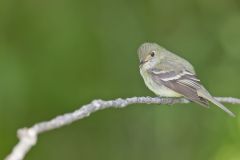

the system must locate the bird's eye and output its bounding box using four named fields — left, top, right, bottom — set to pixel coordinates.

left=150, top=51, right=155, bottom=57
